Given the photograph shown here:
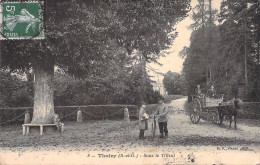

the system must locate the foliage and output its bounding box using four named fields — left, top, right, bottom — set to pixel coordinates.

left=0, top=69, right=33, bottom=107
left=189, top=0, right=218, bottom=30
left=163, top=71, right=187, bottom=95
left=214, top=0, right=260, bottom=100
left=0, top=61, right=162, bottom=109
left=182, top=27, right=219, bottom=97
left=182, top=0, right=260, bottom=101
left=0, top=0, right=191, bottom=115
left=181, top=0, right=219, bottom=101
left=1, top=0, right=191, bottom=74
left=54, top=64, right=163, bottom=106
left=54, top=71, right=88, bottom=106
